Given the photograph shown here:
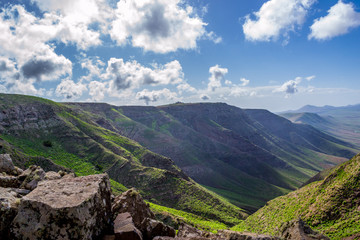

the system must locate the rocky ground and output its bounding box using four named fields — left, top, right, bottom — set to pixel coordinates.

left=0, top=154, right=330, bottom=240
